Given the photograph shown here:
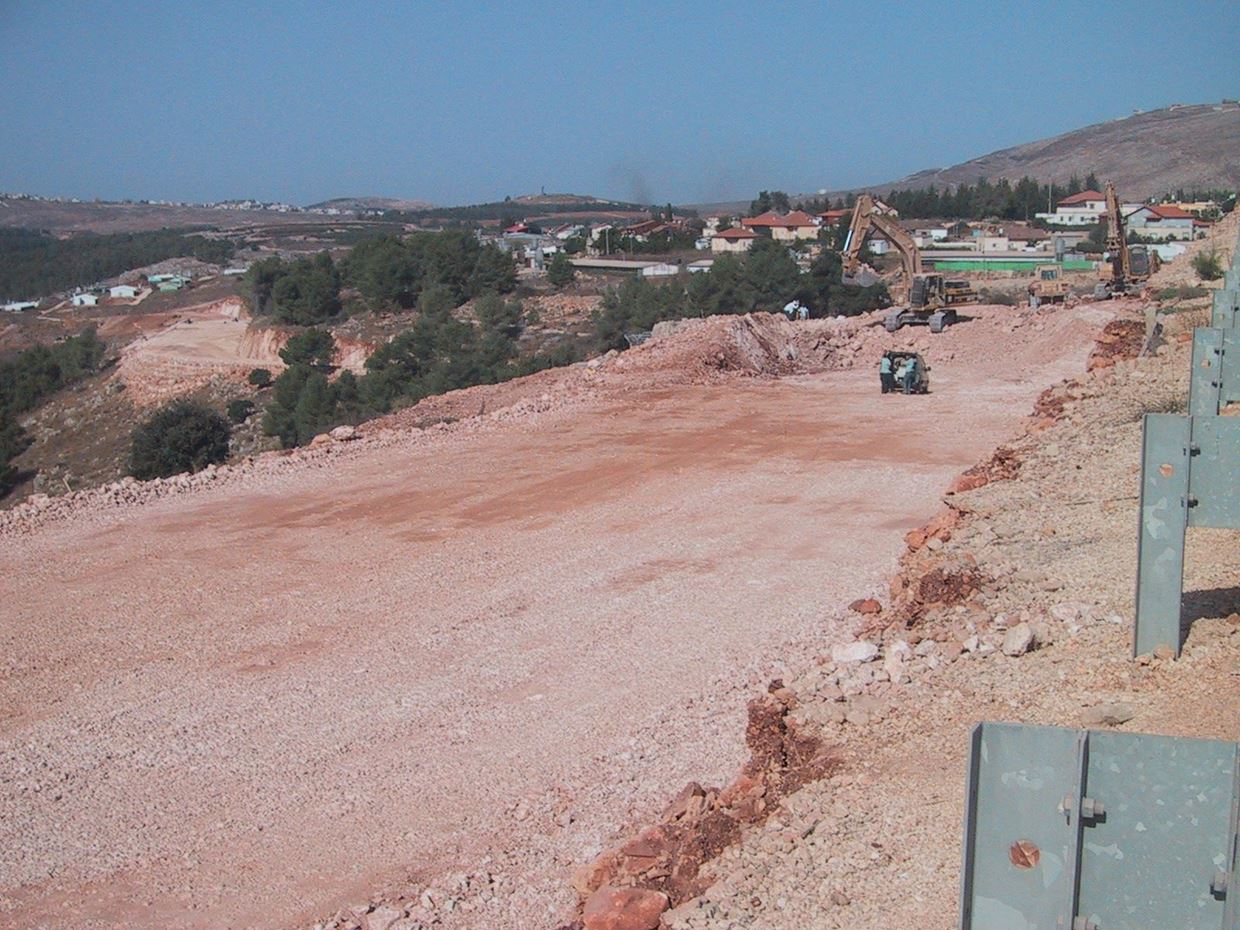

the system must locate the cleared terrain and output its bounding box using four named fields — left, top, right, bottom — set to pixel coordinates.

left=0, top=304, right=1111, bottom=929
